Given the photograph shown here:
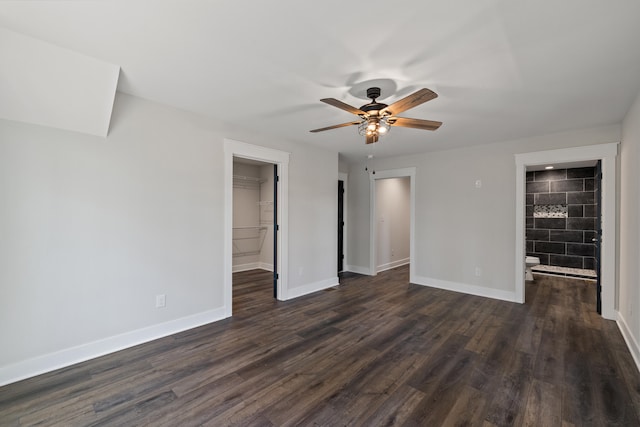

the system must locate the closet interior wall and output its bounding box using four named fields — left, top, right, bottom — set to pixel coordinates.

left=232, top=161, right=274, bottom=272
